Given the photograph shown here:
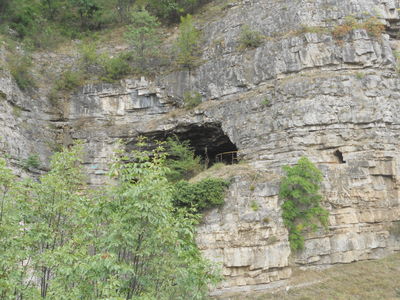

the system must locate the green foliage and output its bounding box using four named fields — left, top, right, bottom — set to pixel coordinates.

left=355, top=72, right=365, bottom=79
left=72, top=0, right=101, bottom=29
left=55, top=68, right=85, bottom=91
left=261, top=97, right=270, bottom=106
left=0, top=0, right=122, bottom=49
left=0, top=144, right=86, bottom=298
left=165, top=136, right=202, bottom=182
left=0, top=141, right=221, bottom=298
left=175, top=14, right=201, bottom=68
left=250, top=200, right=259, bottom=211
left=79, top=42, right=99, bottom=71
left=297, top=25, right=328, bottom=35
left=279, top=157, right=329, bottom=251
left=0, top=0, right=209, bottom=50
left=8, top=53, right=36, bottom=91
left=100, top=53, right=131, bottom=82
left=183, top=90, right=202, bottom=109
left=147, top=0, right=199, bottom=23
left=238, top=24, right=264, bottom=50
left=22, top=154, right=40, bottom=170
left=173, top=178, right=229, bottom=212
left=125, top=9, right=161, bottom=73
left=11, top=106, right=21, bottom=117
